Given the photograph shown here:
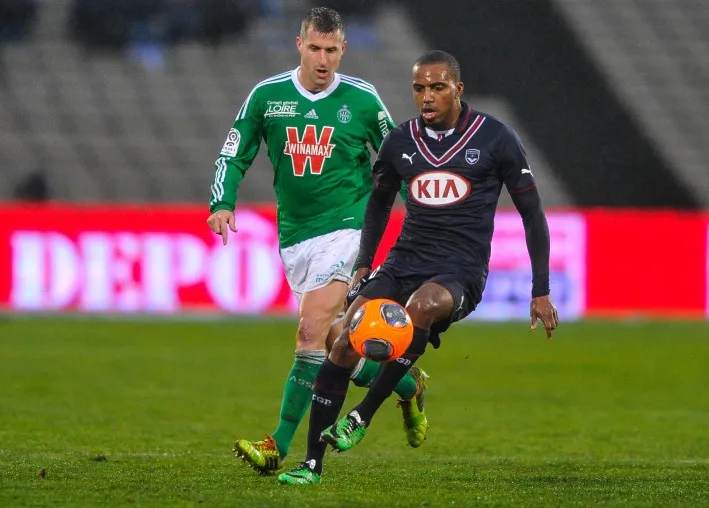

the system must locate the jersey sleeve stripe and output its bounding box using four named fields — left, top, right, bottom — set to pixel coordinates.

left=339, top=77, right=394, bottom=121
left=339, top=74, right=377, bottom=91
left=339, top=76, right=378, bottom=95
left=217, top=157, right=227, bottom=200
left=210, top=157, right=222, bottom=203
left=235, top=72, right=293, bottom=121
left=211, top=156, right=227, bottom=203
left=508, top=182, right=537, bottom=195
